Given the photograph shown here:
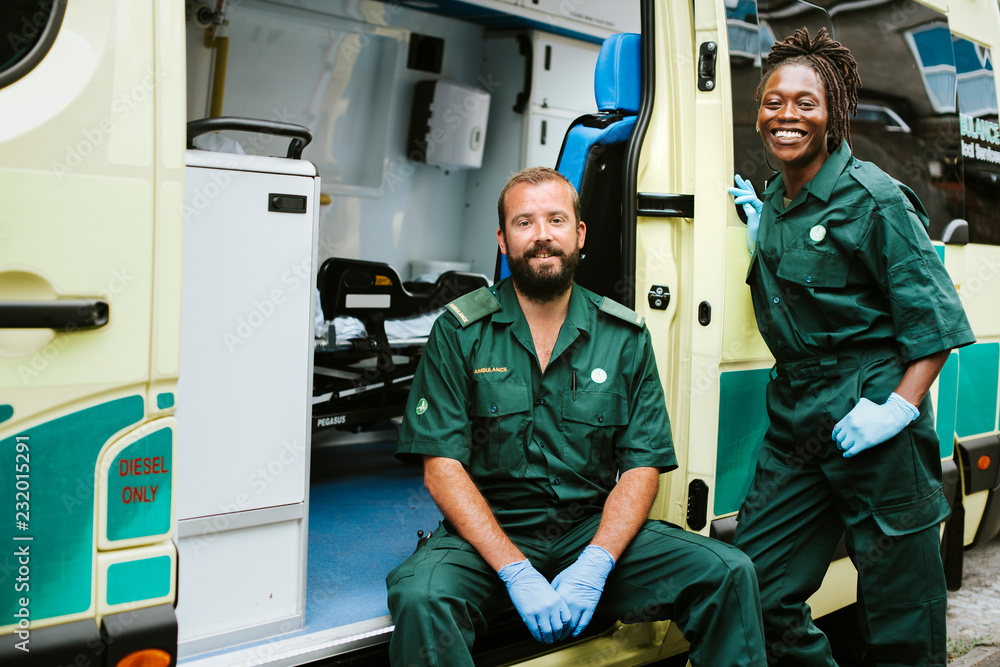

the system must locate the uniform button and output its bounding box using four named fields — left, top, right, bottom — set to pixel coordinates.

left=597, top=415, right=604, bottom=423
left=491, top=405, right=498, bottom=413
left=777, top=215, right=785, bottom=222
left=805, top=275, right=813, bottom=283
left=854, top=162, right=861, bottom=169
left=773, top=296, right=780, bottom=304
left=535, top=398, right=545, bottom=406
left=553, top=477, right=561, bottom=485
